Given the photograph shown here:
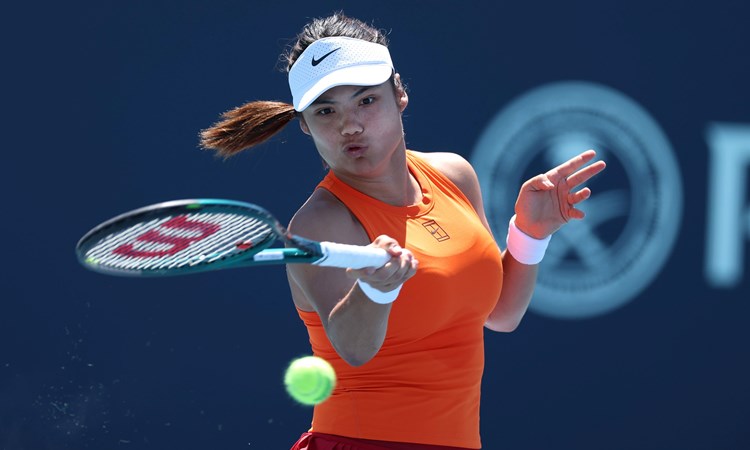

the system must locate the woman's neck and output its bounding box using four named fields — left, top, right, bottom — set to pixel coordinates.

left=333, top=150, right=421, bottom=207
